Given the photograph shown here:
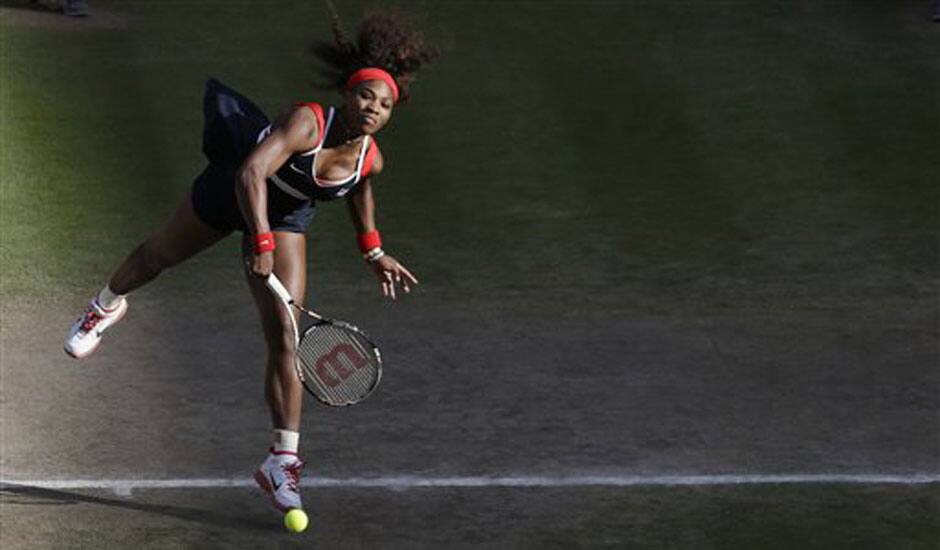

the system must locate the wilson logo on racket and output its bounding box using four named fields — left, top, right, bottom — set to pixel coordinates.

left=314, top=343, right=368, bottom=386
